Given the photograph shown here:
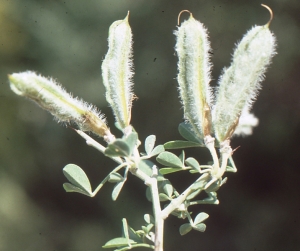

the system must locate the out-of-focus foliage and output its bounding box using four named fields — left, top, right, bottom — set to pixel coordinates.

left=1, top=0, right=300, bottom=250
